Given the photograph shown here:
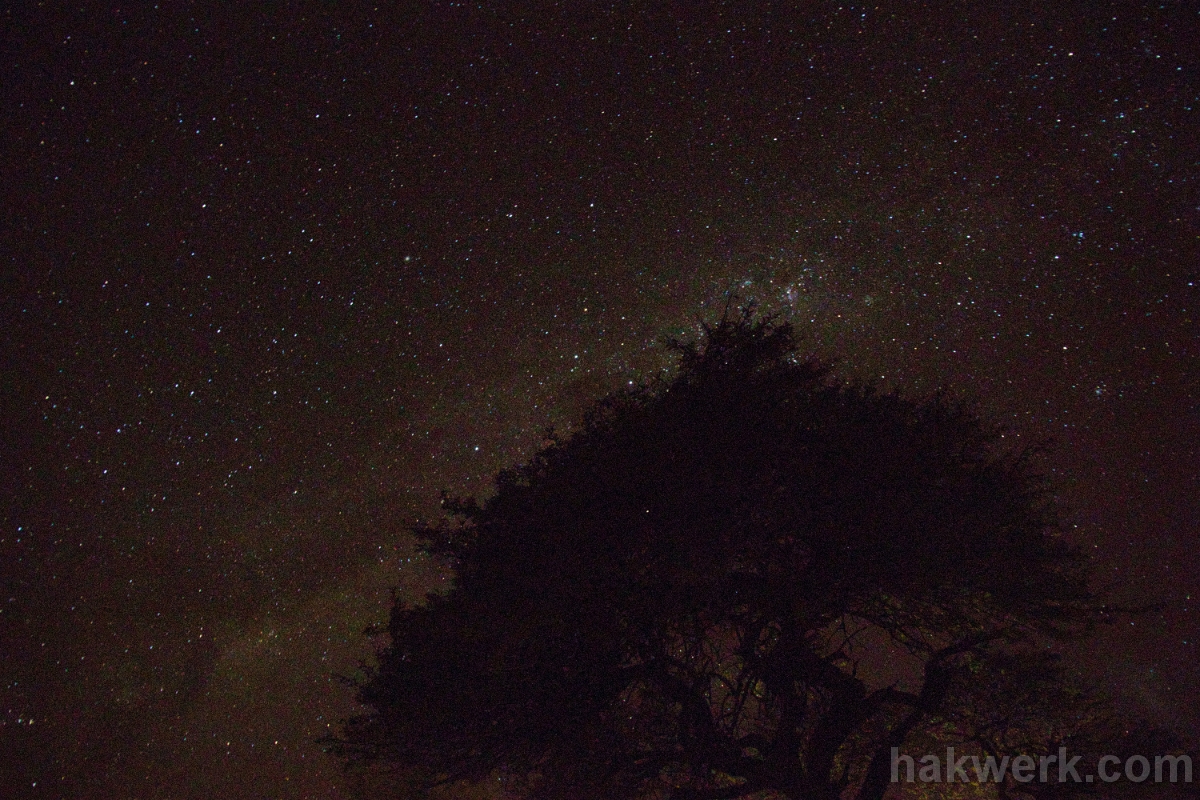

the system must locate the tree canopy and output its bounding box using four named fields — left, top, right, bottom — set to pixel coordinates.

left=331, top=309, right=1167, bottom=800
